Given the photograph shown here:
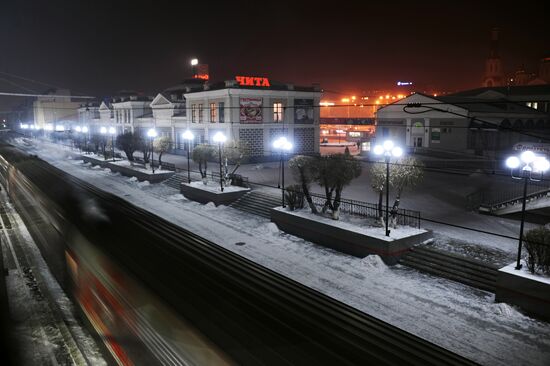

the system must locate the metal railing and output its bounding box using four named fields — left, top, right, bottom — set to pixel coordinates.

left=308, top=191, right=421, bottom=228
